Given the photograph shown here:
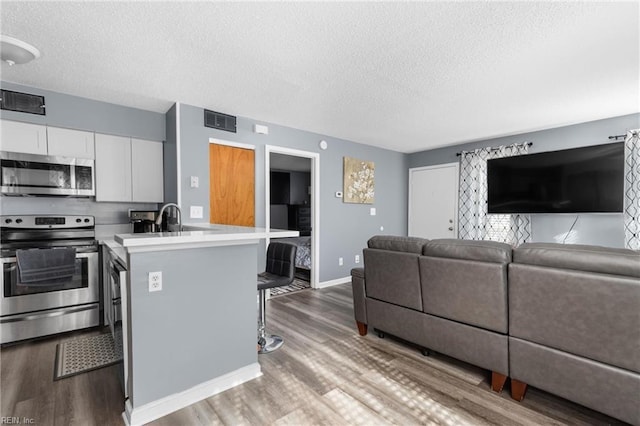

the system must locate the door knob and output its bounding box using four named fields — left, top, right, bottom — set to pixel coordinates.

left=448, top=227, right=454, bottom=231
